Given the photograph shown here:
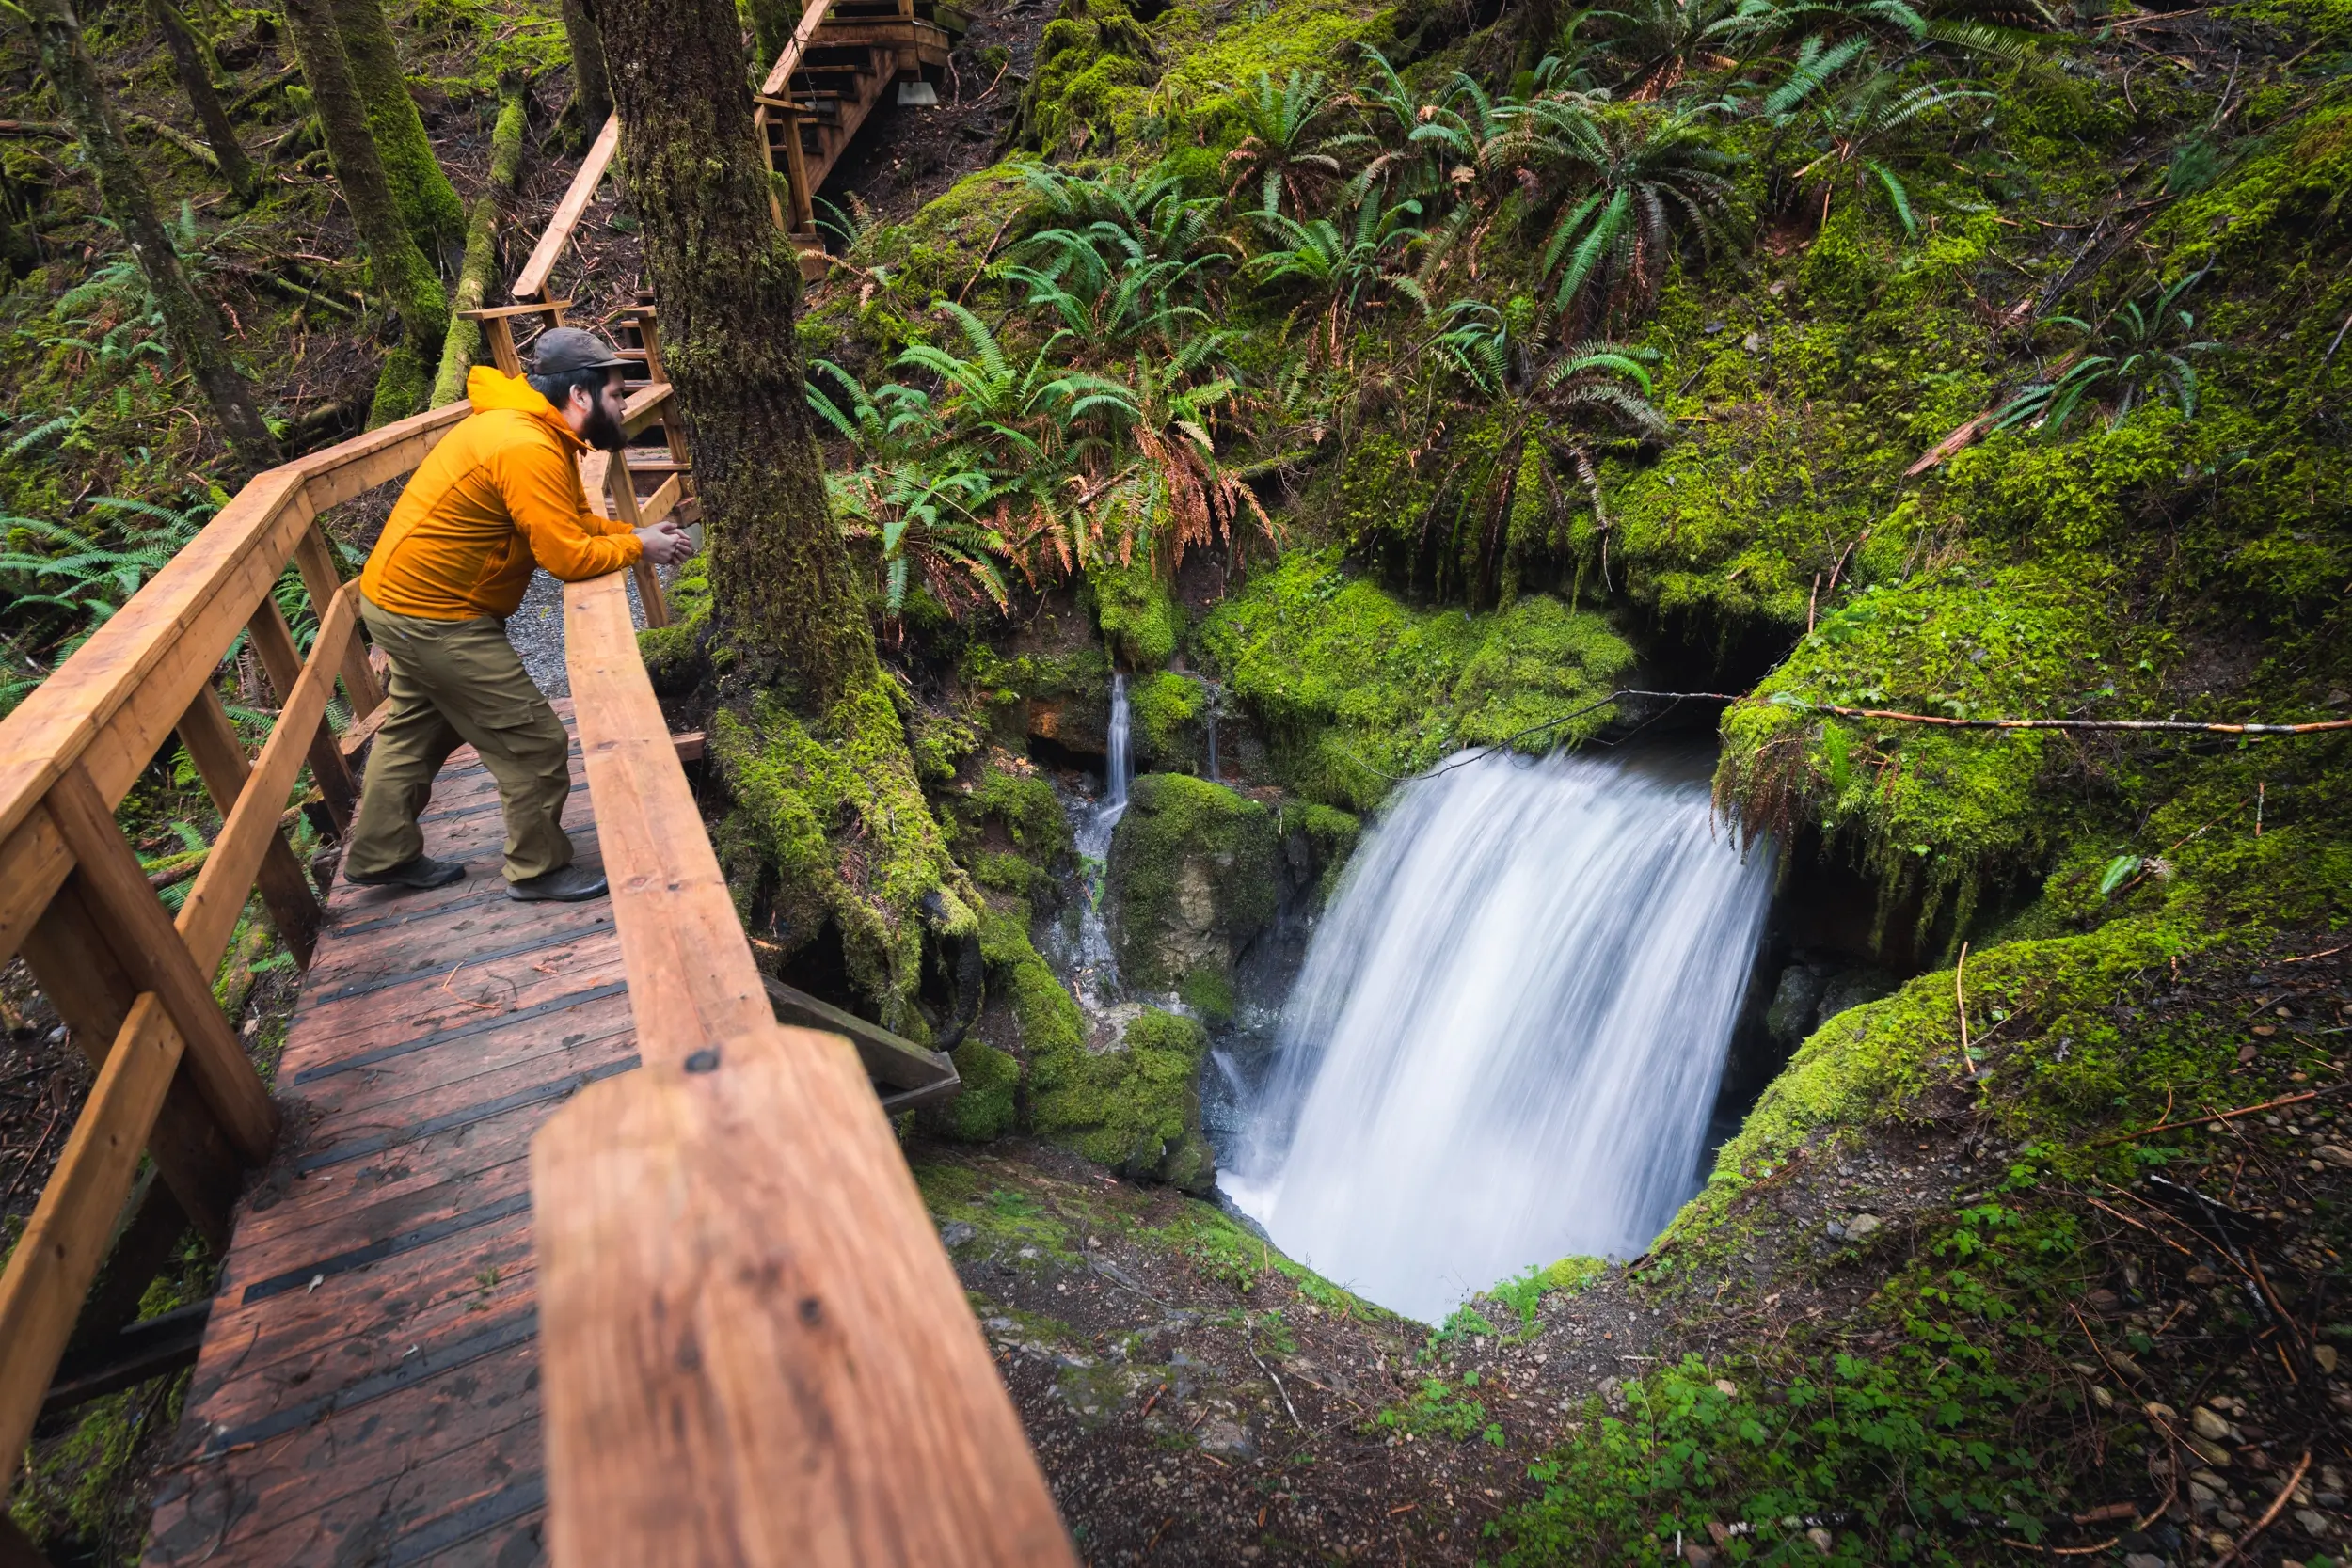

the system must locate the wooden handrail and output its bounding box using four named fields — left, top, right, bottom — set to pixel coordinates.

left=0, top=400, right=470, bottom=1489
left=513, top=112, right=619, bottom=303
left=760, top=0, right=838, bottom=97
left=535, top=571, right=1076, bottom=1564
